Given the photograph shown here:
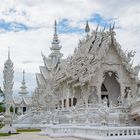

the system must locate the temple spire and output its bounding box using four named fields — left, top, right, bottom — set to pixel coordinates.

left=49, top=20, right=63, bottom=67
left=19, top=70, right=28, bottom=96
left=52, top=20, right=59, bottom=44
